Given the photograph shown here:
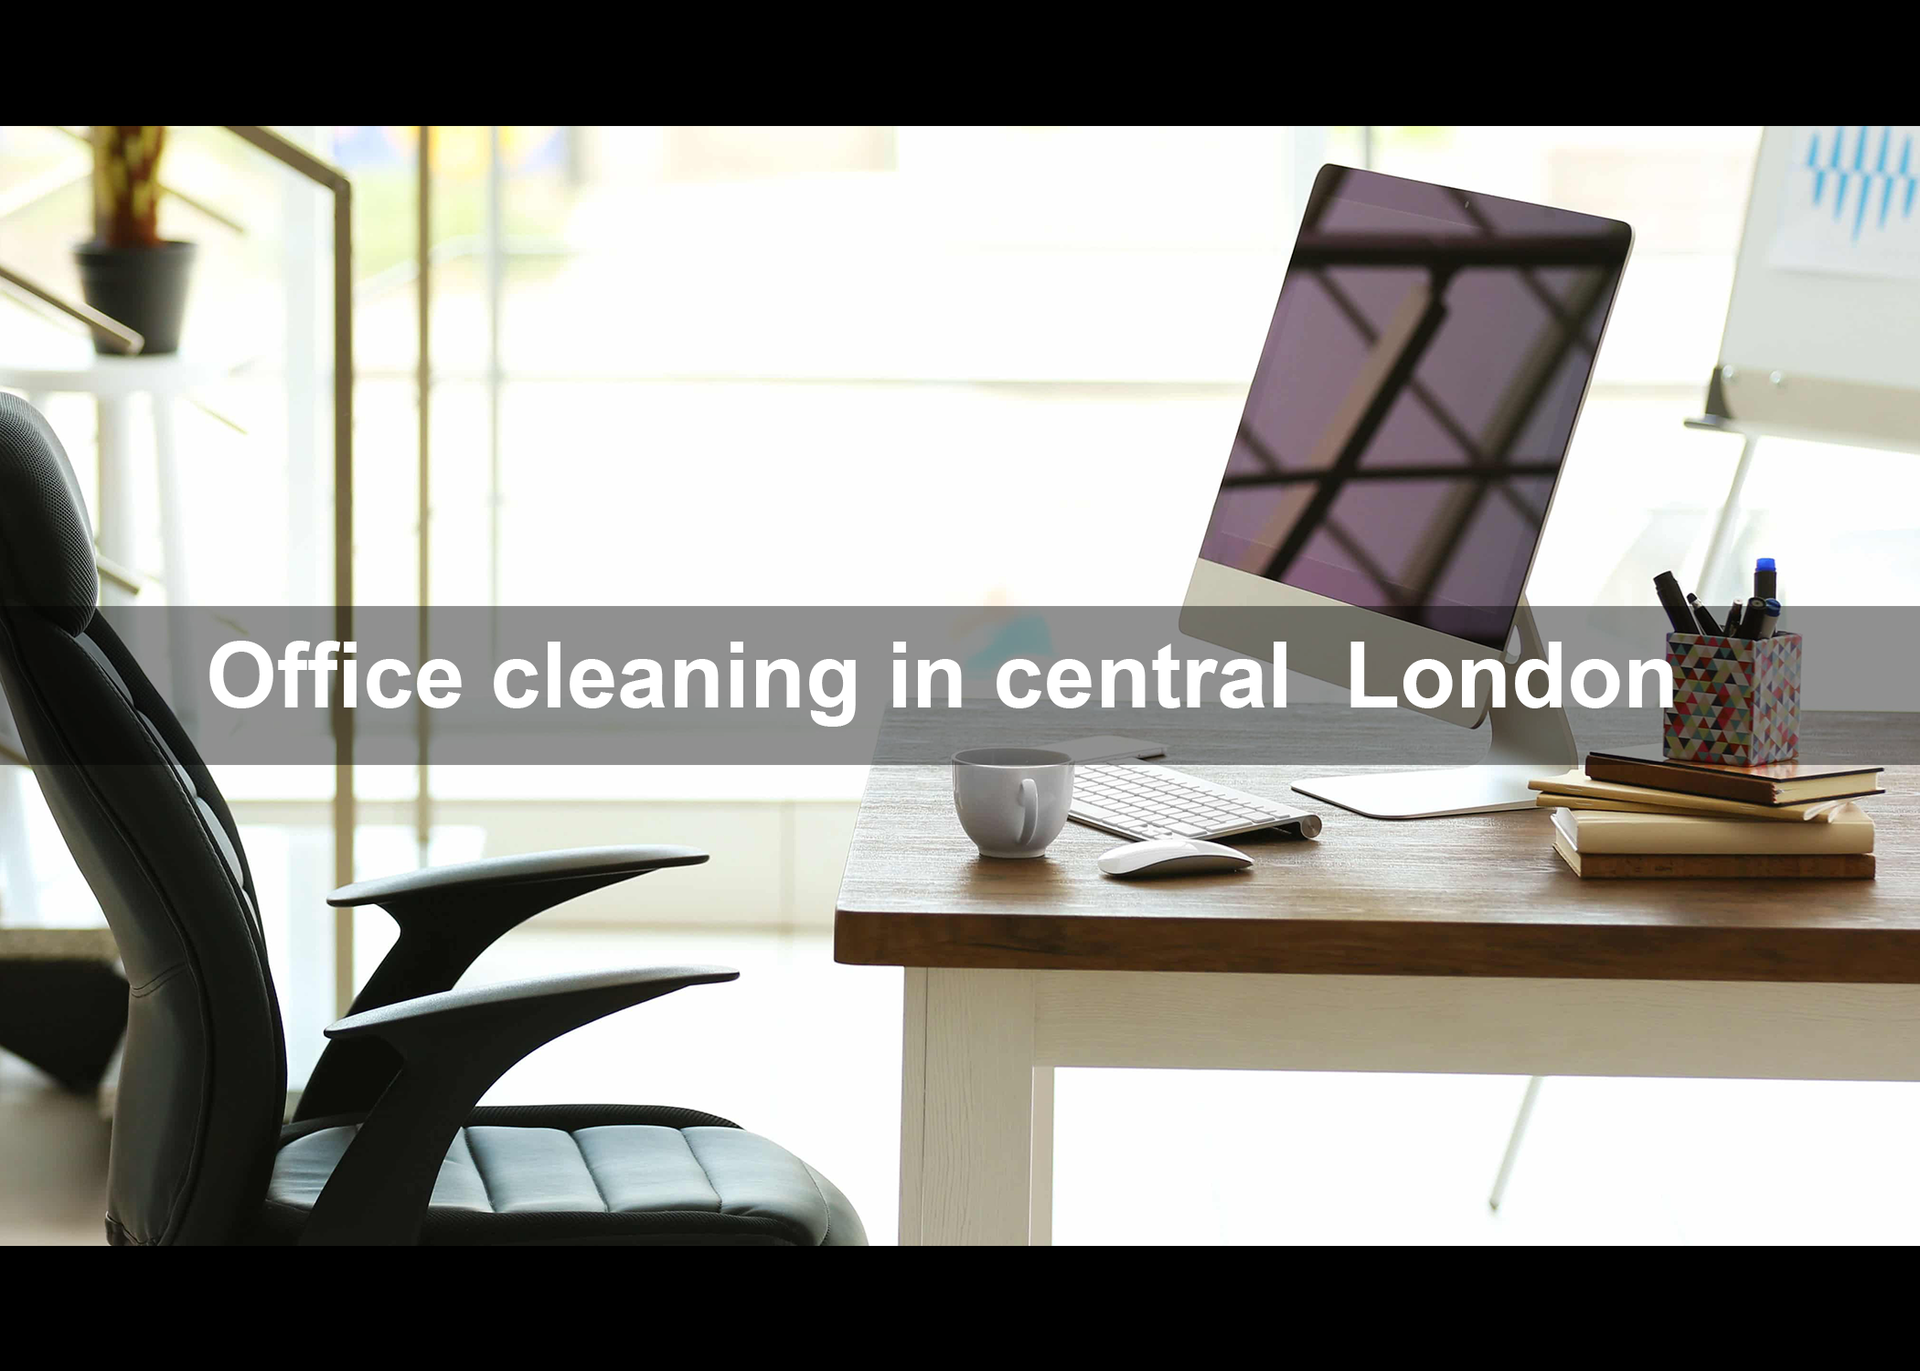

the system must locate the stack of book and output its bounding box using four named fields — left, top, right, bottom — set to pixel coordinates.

left=1532, top=749, right=1884, bottom=879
